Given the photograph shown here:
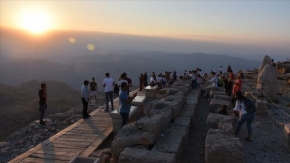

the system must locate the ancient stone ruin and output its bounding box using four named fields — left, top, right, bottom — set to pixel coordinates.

left=256, top=64, right=278, bottom=99
left=111, top=81, right=198, bottom=163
